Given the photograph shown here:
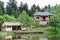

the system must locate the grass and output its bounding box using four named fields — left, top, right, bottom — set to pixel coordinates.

left=31, top=27, right=45, bottom=32
left=6, top=31, right=14, bottom=36
left=26, top=27, right=49, bottom=32
left=0, top=31, right=14, bottom=36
